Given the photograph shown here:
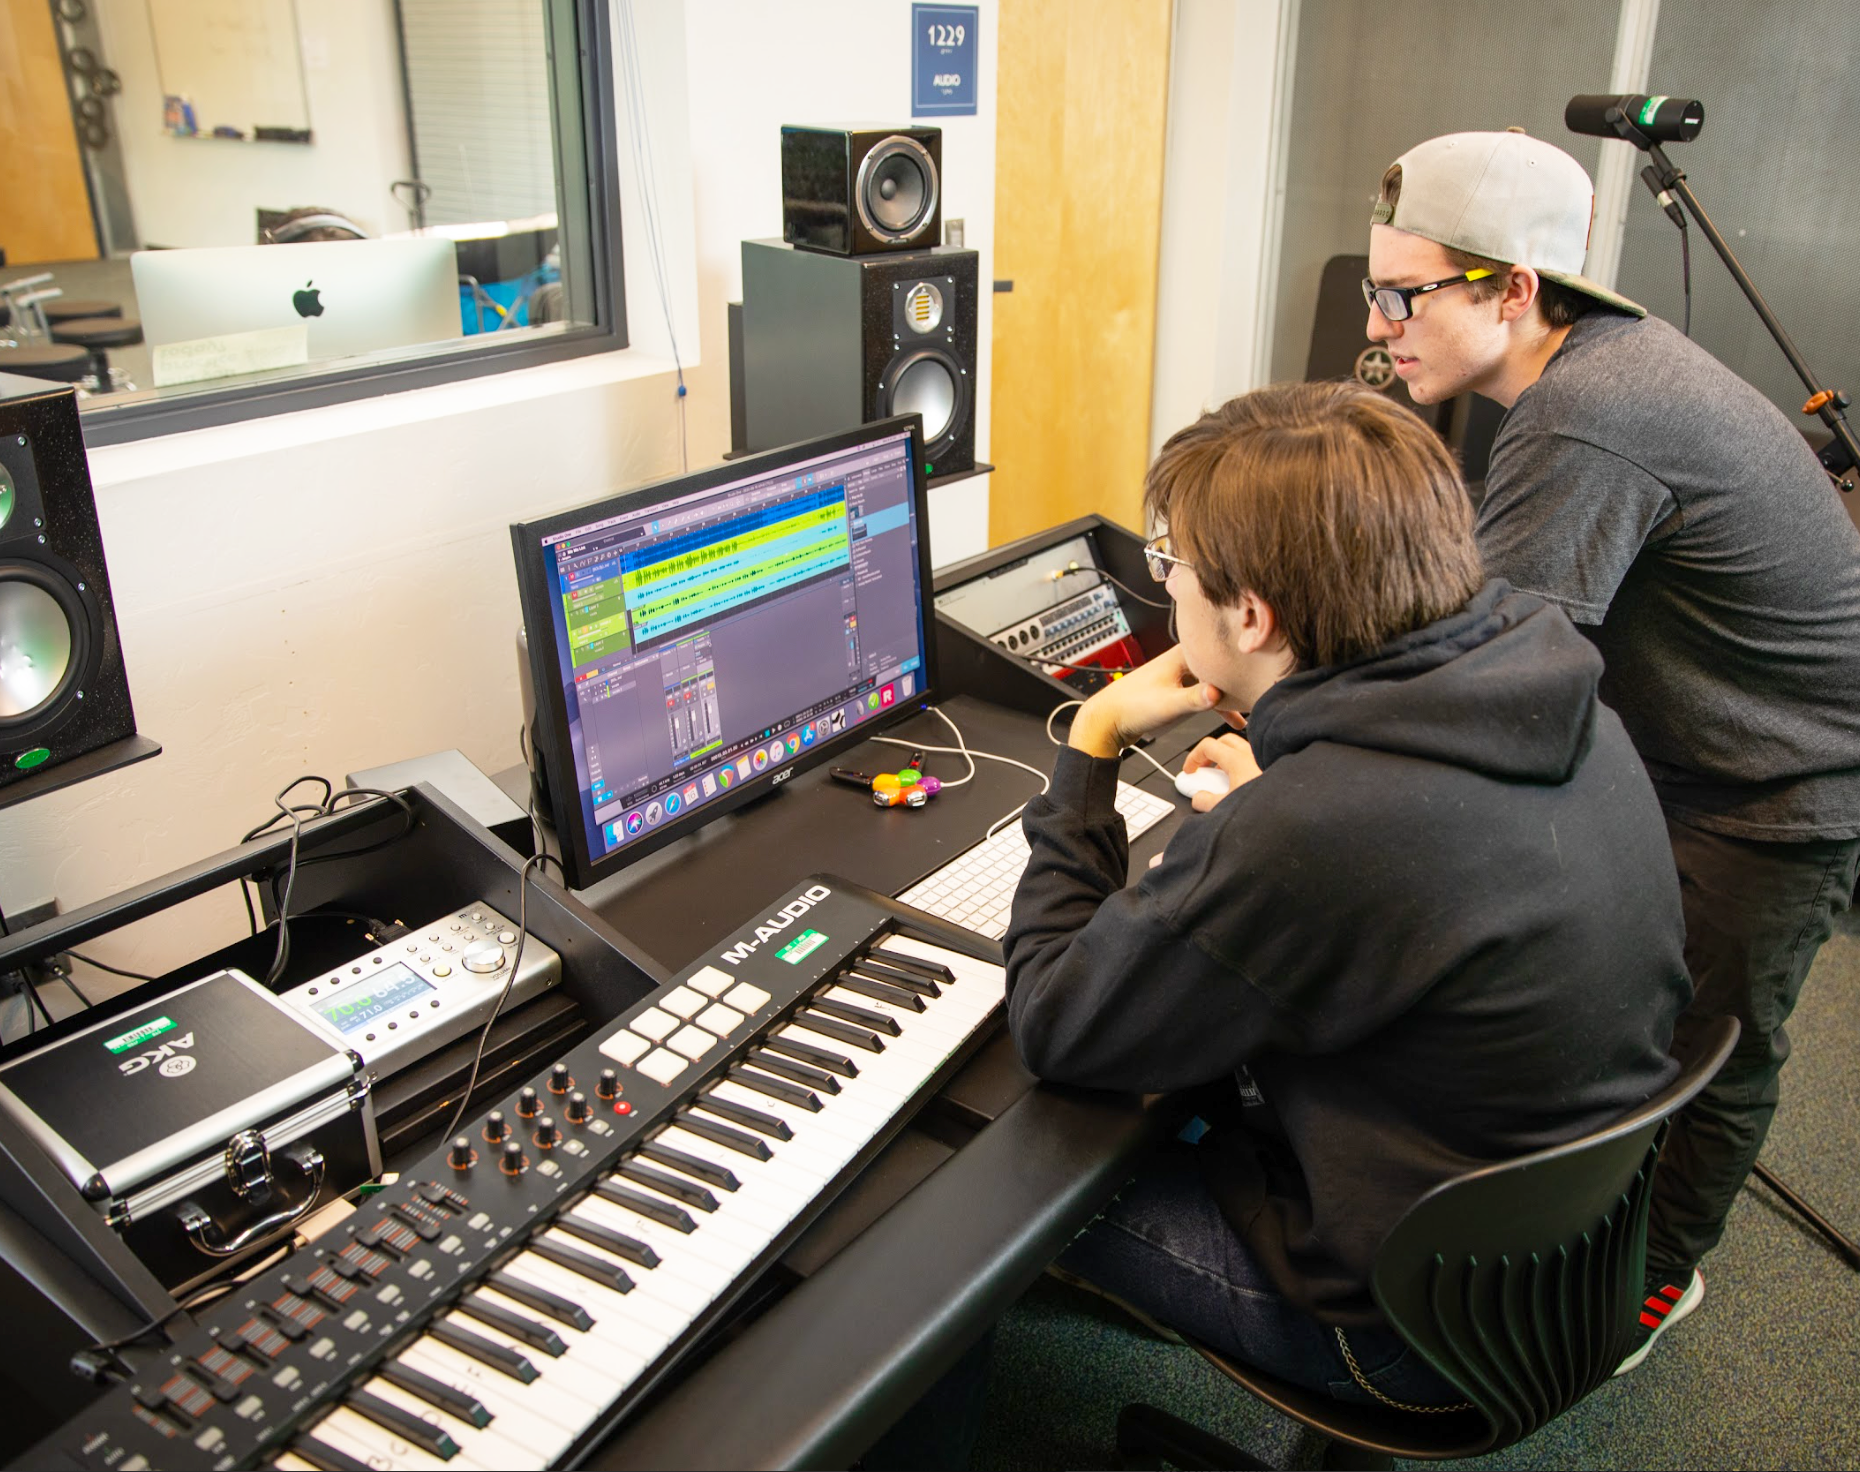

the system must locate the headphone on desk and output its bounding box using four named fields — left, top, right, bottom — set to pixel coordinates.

left=263, top=213, right=368, bottom=244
